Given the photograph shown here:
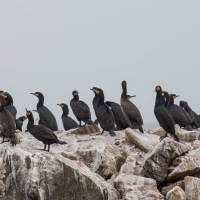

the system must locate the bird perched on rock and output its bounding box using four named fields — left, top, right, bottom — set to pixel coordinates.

left=0, top=94, right=16, bottom=145
left=26, top=109, right=66, bottom=152
left=3, top=92, right=17, bottom=119
left=179, top=101, right=200, bottom=129
left=30, top=92, right=58, bottom=131
left=120, top=80, right=143, bottom=133
left=92, top=88, right=115, bottom=136
left=57, top=103, right=78, bottom=131
left=154, top=86, right=179, bottom=142
left=15, top=116, right=27, bottom=131
left=70, top=90, right=93, bottom=126
left=105, top=101, right=129, bottom=130
left=168, top=94, right=193, bottom=131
